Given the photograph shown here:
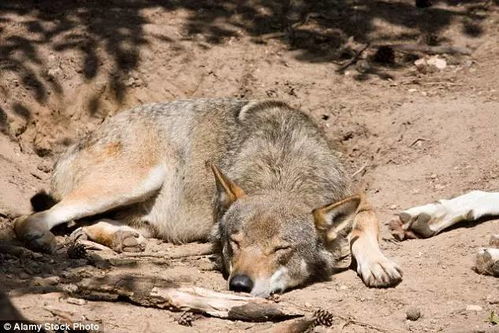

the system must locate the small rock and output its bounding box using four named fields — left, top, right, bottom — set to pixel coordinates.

left=339, top=285, right=348, bottom=290
left=427, top=56, right=447, bottom=70
left=486, top=295, right=498, bottom=304
left=356, top=59, right=371, bottom=73
left=466, top=305, right=483, bottom=312
left=430, top=173, right=437, bottom=179
left=33, top=276, right=60, bottom=286
left=66, top=297, right=87, bottom=305
left=406, top=307, right=421, bottom=321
